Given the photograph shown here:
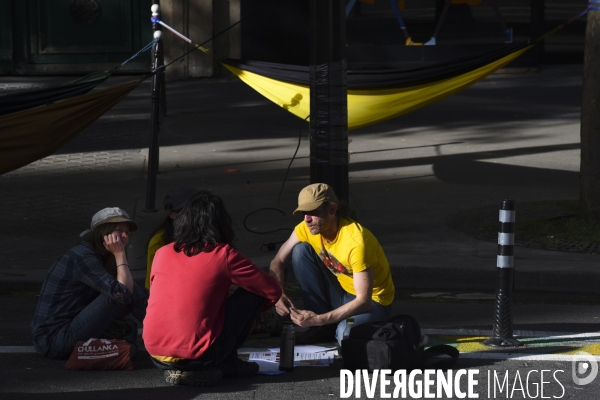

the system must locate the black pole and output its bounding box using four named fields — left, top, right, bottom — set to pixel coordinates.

left=309, top=0, right=349, bottom=203
left=159, top=63, right=167, bottom=116
left=484, top=199, right=522, bottom=347
left=530, top=0, right=545, bottom=64
left=145, top=4, right=162, bottom=212
left=152, top=0, right=167, bottom=116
